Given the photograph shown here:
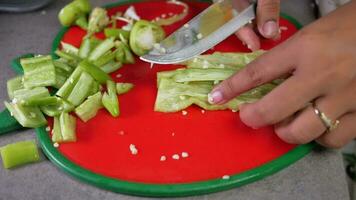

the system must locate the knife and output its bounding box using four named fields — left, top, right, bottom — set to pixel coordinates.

left=140, top=0, right=256, bottom=64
